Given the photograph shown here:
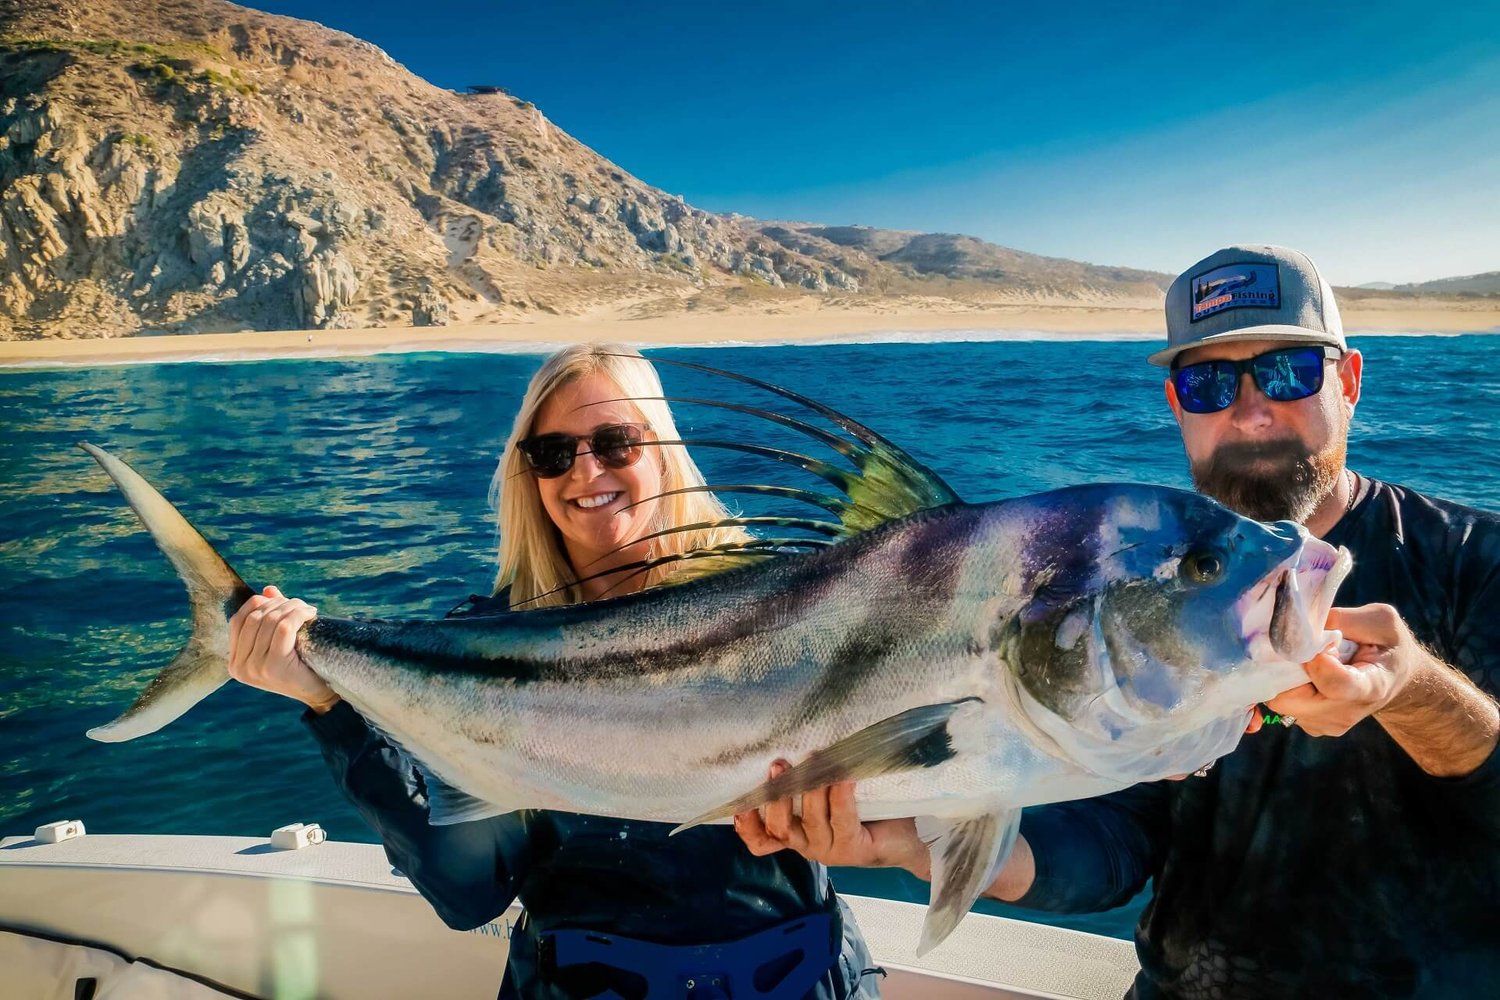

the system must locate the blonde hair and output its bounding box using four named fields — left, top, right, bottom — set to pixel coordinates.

left=491, top=343, right=752, bottom=608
